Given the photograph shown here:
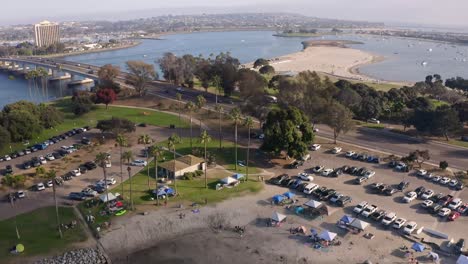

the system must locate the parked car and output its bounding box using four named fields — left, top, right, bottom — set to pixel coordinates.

left=131, top=160, right=148, bottom=167
left=336, top=196, right=352, bottom=207
left=321, top=169, right=333, bottom=177
left=414, top=186, right=426, bottom=197
left=438, top=195, right=454, bottom=206
left=448, top=198, right=462, bottom=210
left=347, top=166, right=359, bottom=175
left=35, top=183, right=45, bottom=191
left=310, top=144, right=321, bottom=151
left=298, top=172, right=314, bottom=181
left=439, top=177, right=450, bottom=185
left=330, top=168, right=343, bottom=177
left=354, top=177, right=368, bottom=185
left=16, top=190, right=26, bottom=199
left=71, top=169, right=81, bottom=177
left=432, top=176, right=442, bottom=183
left=270, top=174, right=289, bottom=185
left=370, top=210, right=386, bottom=221
left=448, top=179, right=459, bottom=188
left=448, top=211, right=461, bottom=221
left=353, top=201, right=369, bottom=214
left=23, top=162, right=32, bottom=169
left=364, top=170, right=375, bottom=178
left=384, top=188, right=398, bottom=196
left=393, top=218, right=407, bottom=229
left=45, top=153, right=55, bottom=161
left=345, top=151, right=356, bottom=158
left=319, top=189, right=336, bottom=201
left=403, top=192, right=417, bottom=203
left=421, top=200, right=434, bottom=208
left=329, top=193, right=343, bottom=203
left=81, top=137, right=91, bottom=145
left=332, top=147, right=342, bottom=154
left=81, top=188, right=98, bottom=197
left=397, top=181, right=410, bottom=191
left=416, top=169, right=427, bottom=177
left=421, top=189, right=435, bottom=199
left=84, top=161, right=97, bottom=170
left=312, top=166, right=324, bottom=173
left=4, top=165, right=13, bottom=175
left=381, top=212, right=397, bottom=226
left=303, top=183, right=320, bottom=195
left=395, top=162, right=408, bottom=172
left=438, top=208, right=451, bottom=217
left=457, top=204, right=468, bottom=215
left=429, top=204, right=443, bottom=214
left=367, top=118, right=380, bottom=124
left=45, top=180, right=53, bottom=188
left=68, top=192, right=86, bottom=201
left=455, top=182, right=465, bottom=191
left=361, top=204, right=378, bottom=217
left=403, top=221, right=418, bottom=234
